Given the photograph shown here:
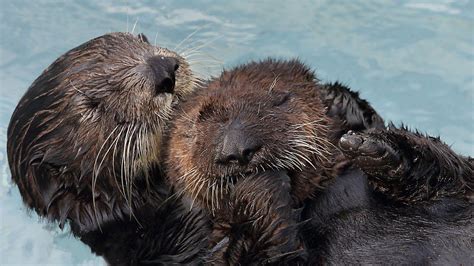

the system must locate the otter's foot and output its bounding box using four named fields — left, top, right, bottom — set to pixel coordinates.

left=208, top=171, right=306, bottom=265
left=339, top=126, right=473, bottom=202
